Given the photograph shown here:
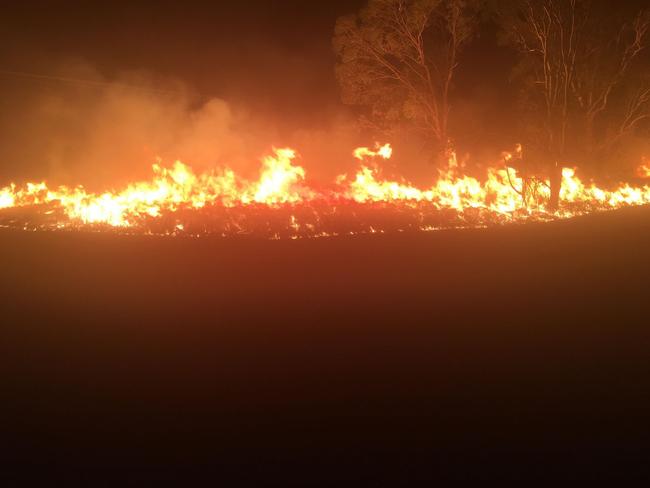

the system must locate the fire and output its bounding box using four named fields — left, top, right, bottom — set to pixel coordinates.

left=251, top=148, right=307, bottom=204
left=353, top=143, right=393, bottom=160
left=638, top=161, right=650, bottom=179
left=340, top=149, right=532, bottom=215
left=0, top=148, right=307, bottom=227
left=1, top=143, right=650, bottom=237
